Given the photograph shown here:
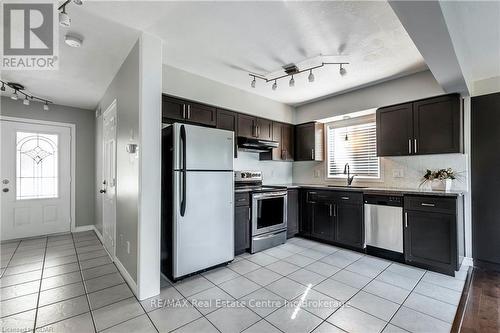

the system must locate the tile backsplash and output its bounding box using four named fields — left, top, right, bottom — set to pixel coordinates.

left=292, top=153, right=469, bottom=192
left=234, top=151, right=293, bottom=184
